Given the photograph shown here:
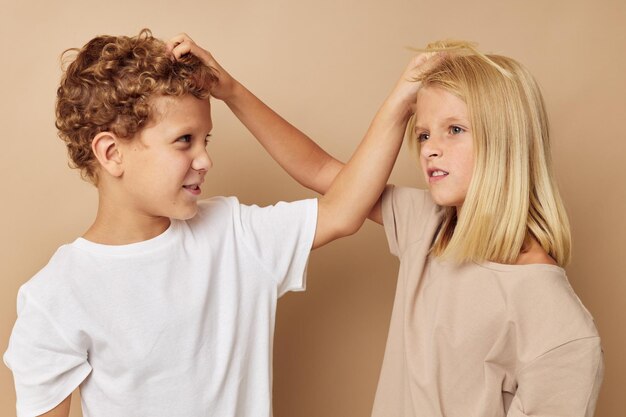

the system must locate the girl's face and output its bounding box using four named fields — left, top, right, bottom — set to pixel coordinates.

left=415, top=86, right=474, bottom=209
